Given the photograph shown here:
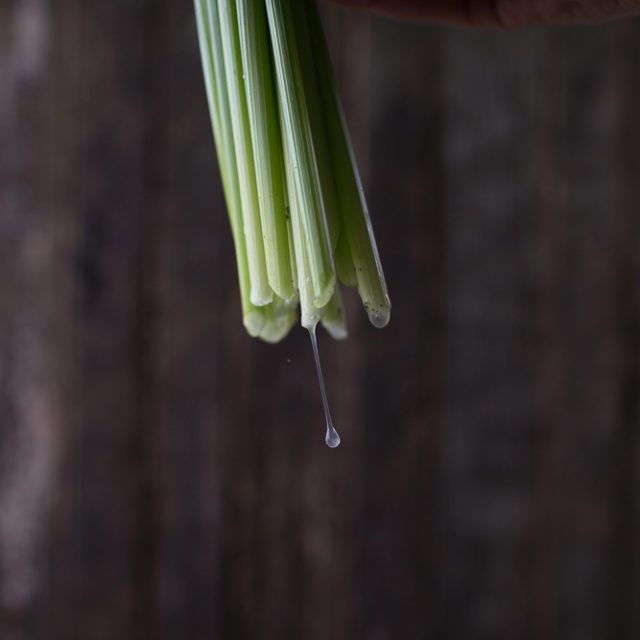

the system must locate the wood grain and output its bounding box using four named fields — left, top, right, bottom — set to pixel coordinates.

left=1, top=2, right=639, bottom=639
